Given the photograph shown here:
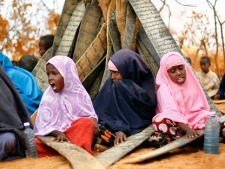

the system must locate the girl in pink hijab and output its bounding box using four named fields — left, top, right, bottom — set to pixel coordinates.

left=34, top=56, right=98, bottom=156
left=152, top=52, right=211, bottom=139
